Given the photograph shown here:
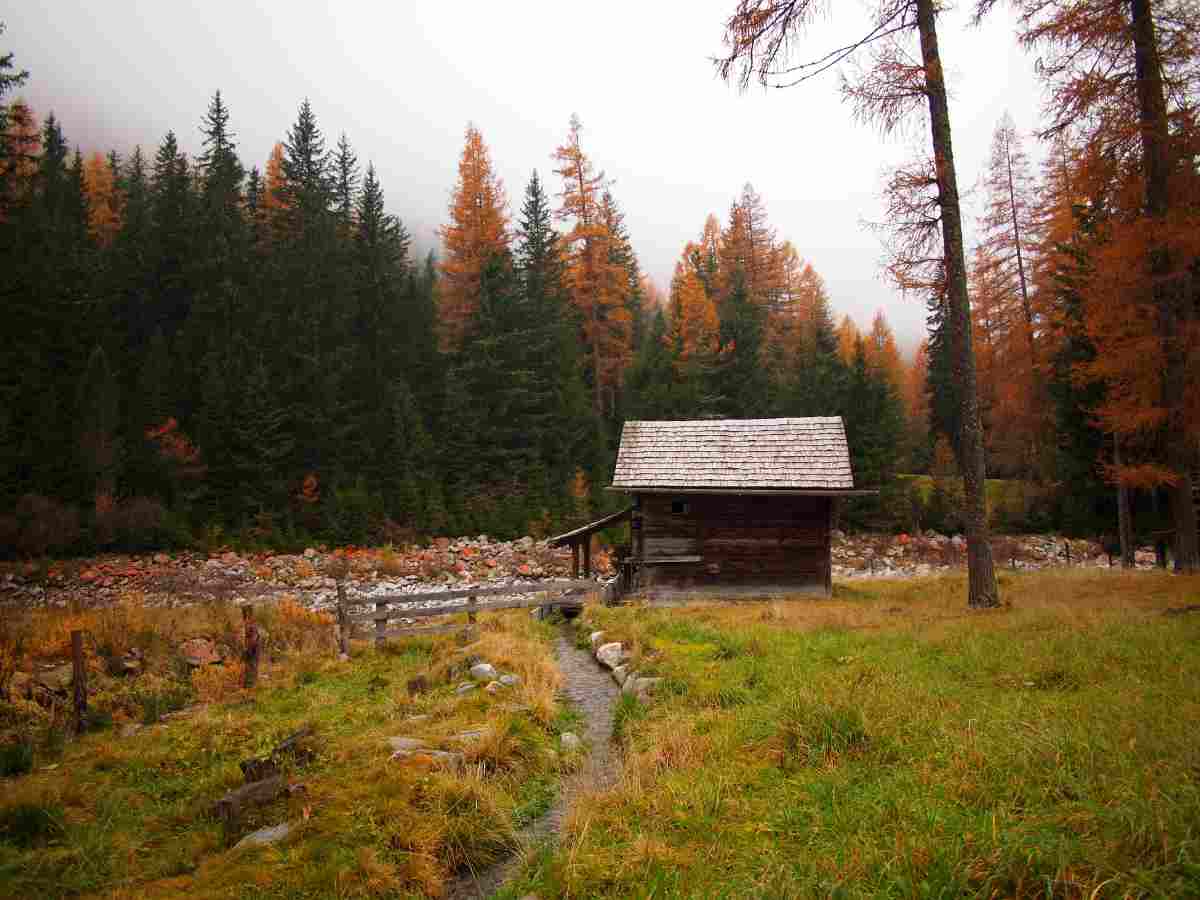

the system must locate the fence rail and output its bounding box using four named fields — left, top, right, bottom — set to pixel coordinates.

left=336, top=579, right=600, bottom=645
